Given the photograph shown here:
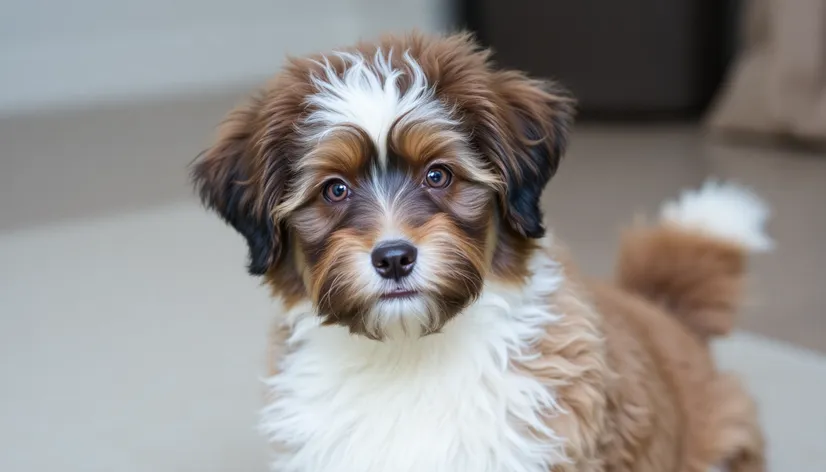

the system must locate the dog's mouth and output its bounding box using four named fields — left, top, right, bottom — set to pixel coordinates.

left=379, top=289, right=419, bottom=301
